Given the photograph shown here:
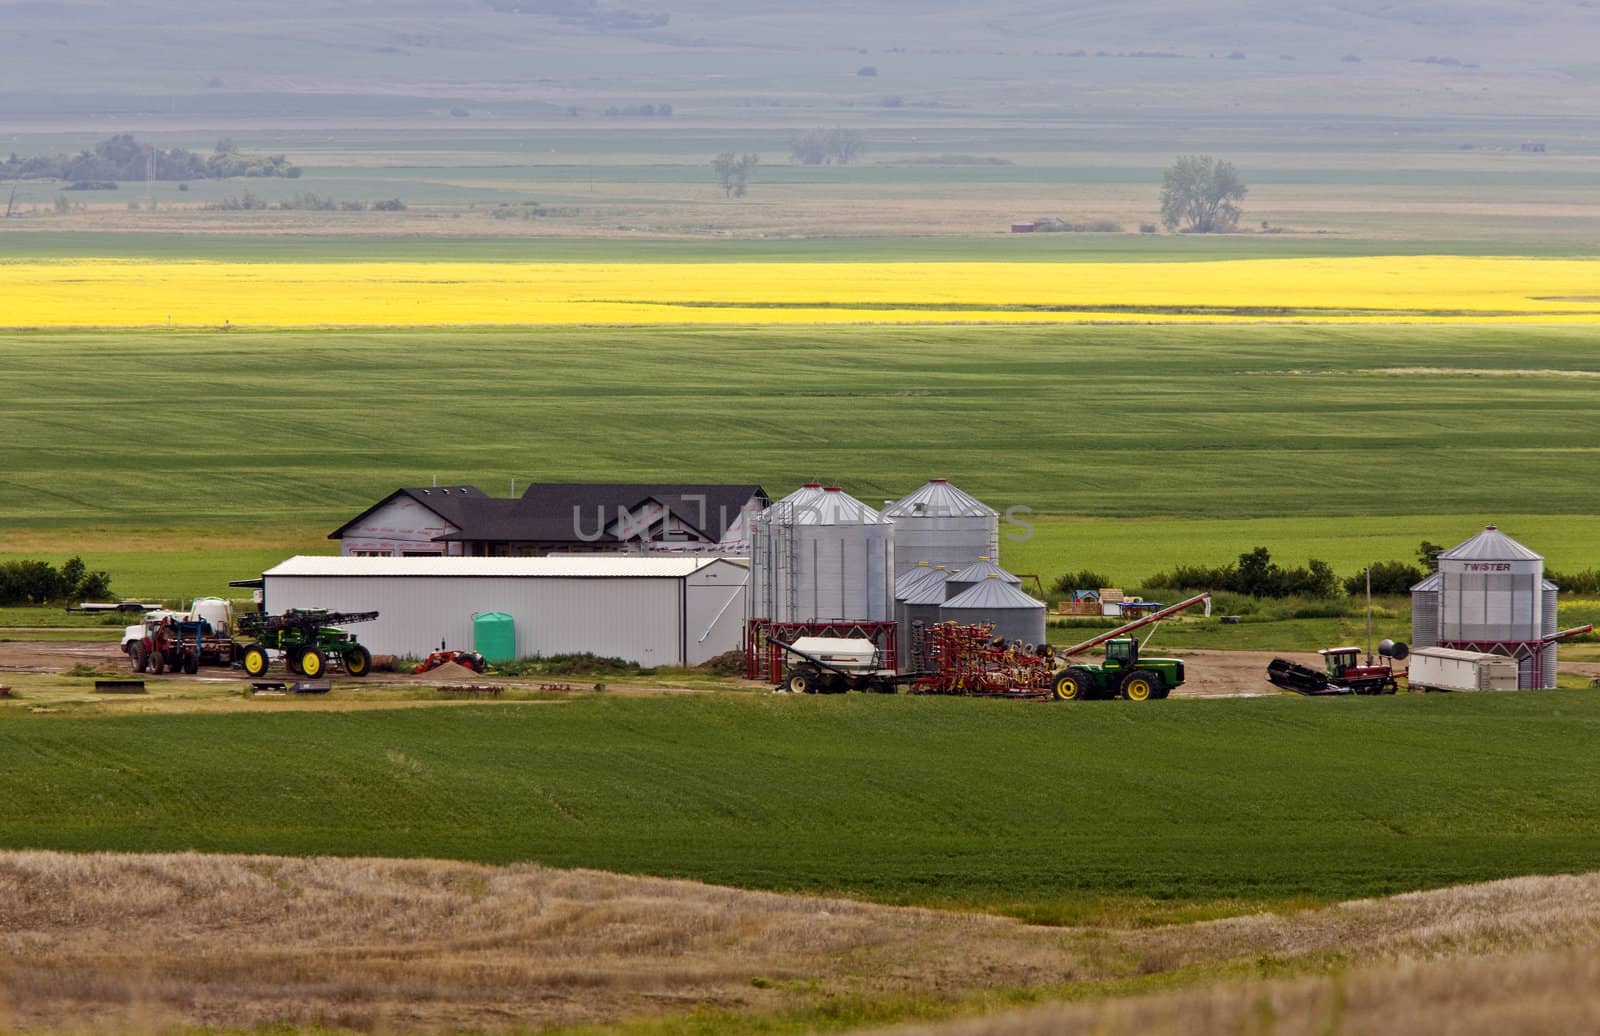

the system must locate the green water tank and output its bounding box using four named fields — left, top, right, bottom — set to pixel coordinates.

left=473, top=612, right=516, bottom=664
